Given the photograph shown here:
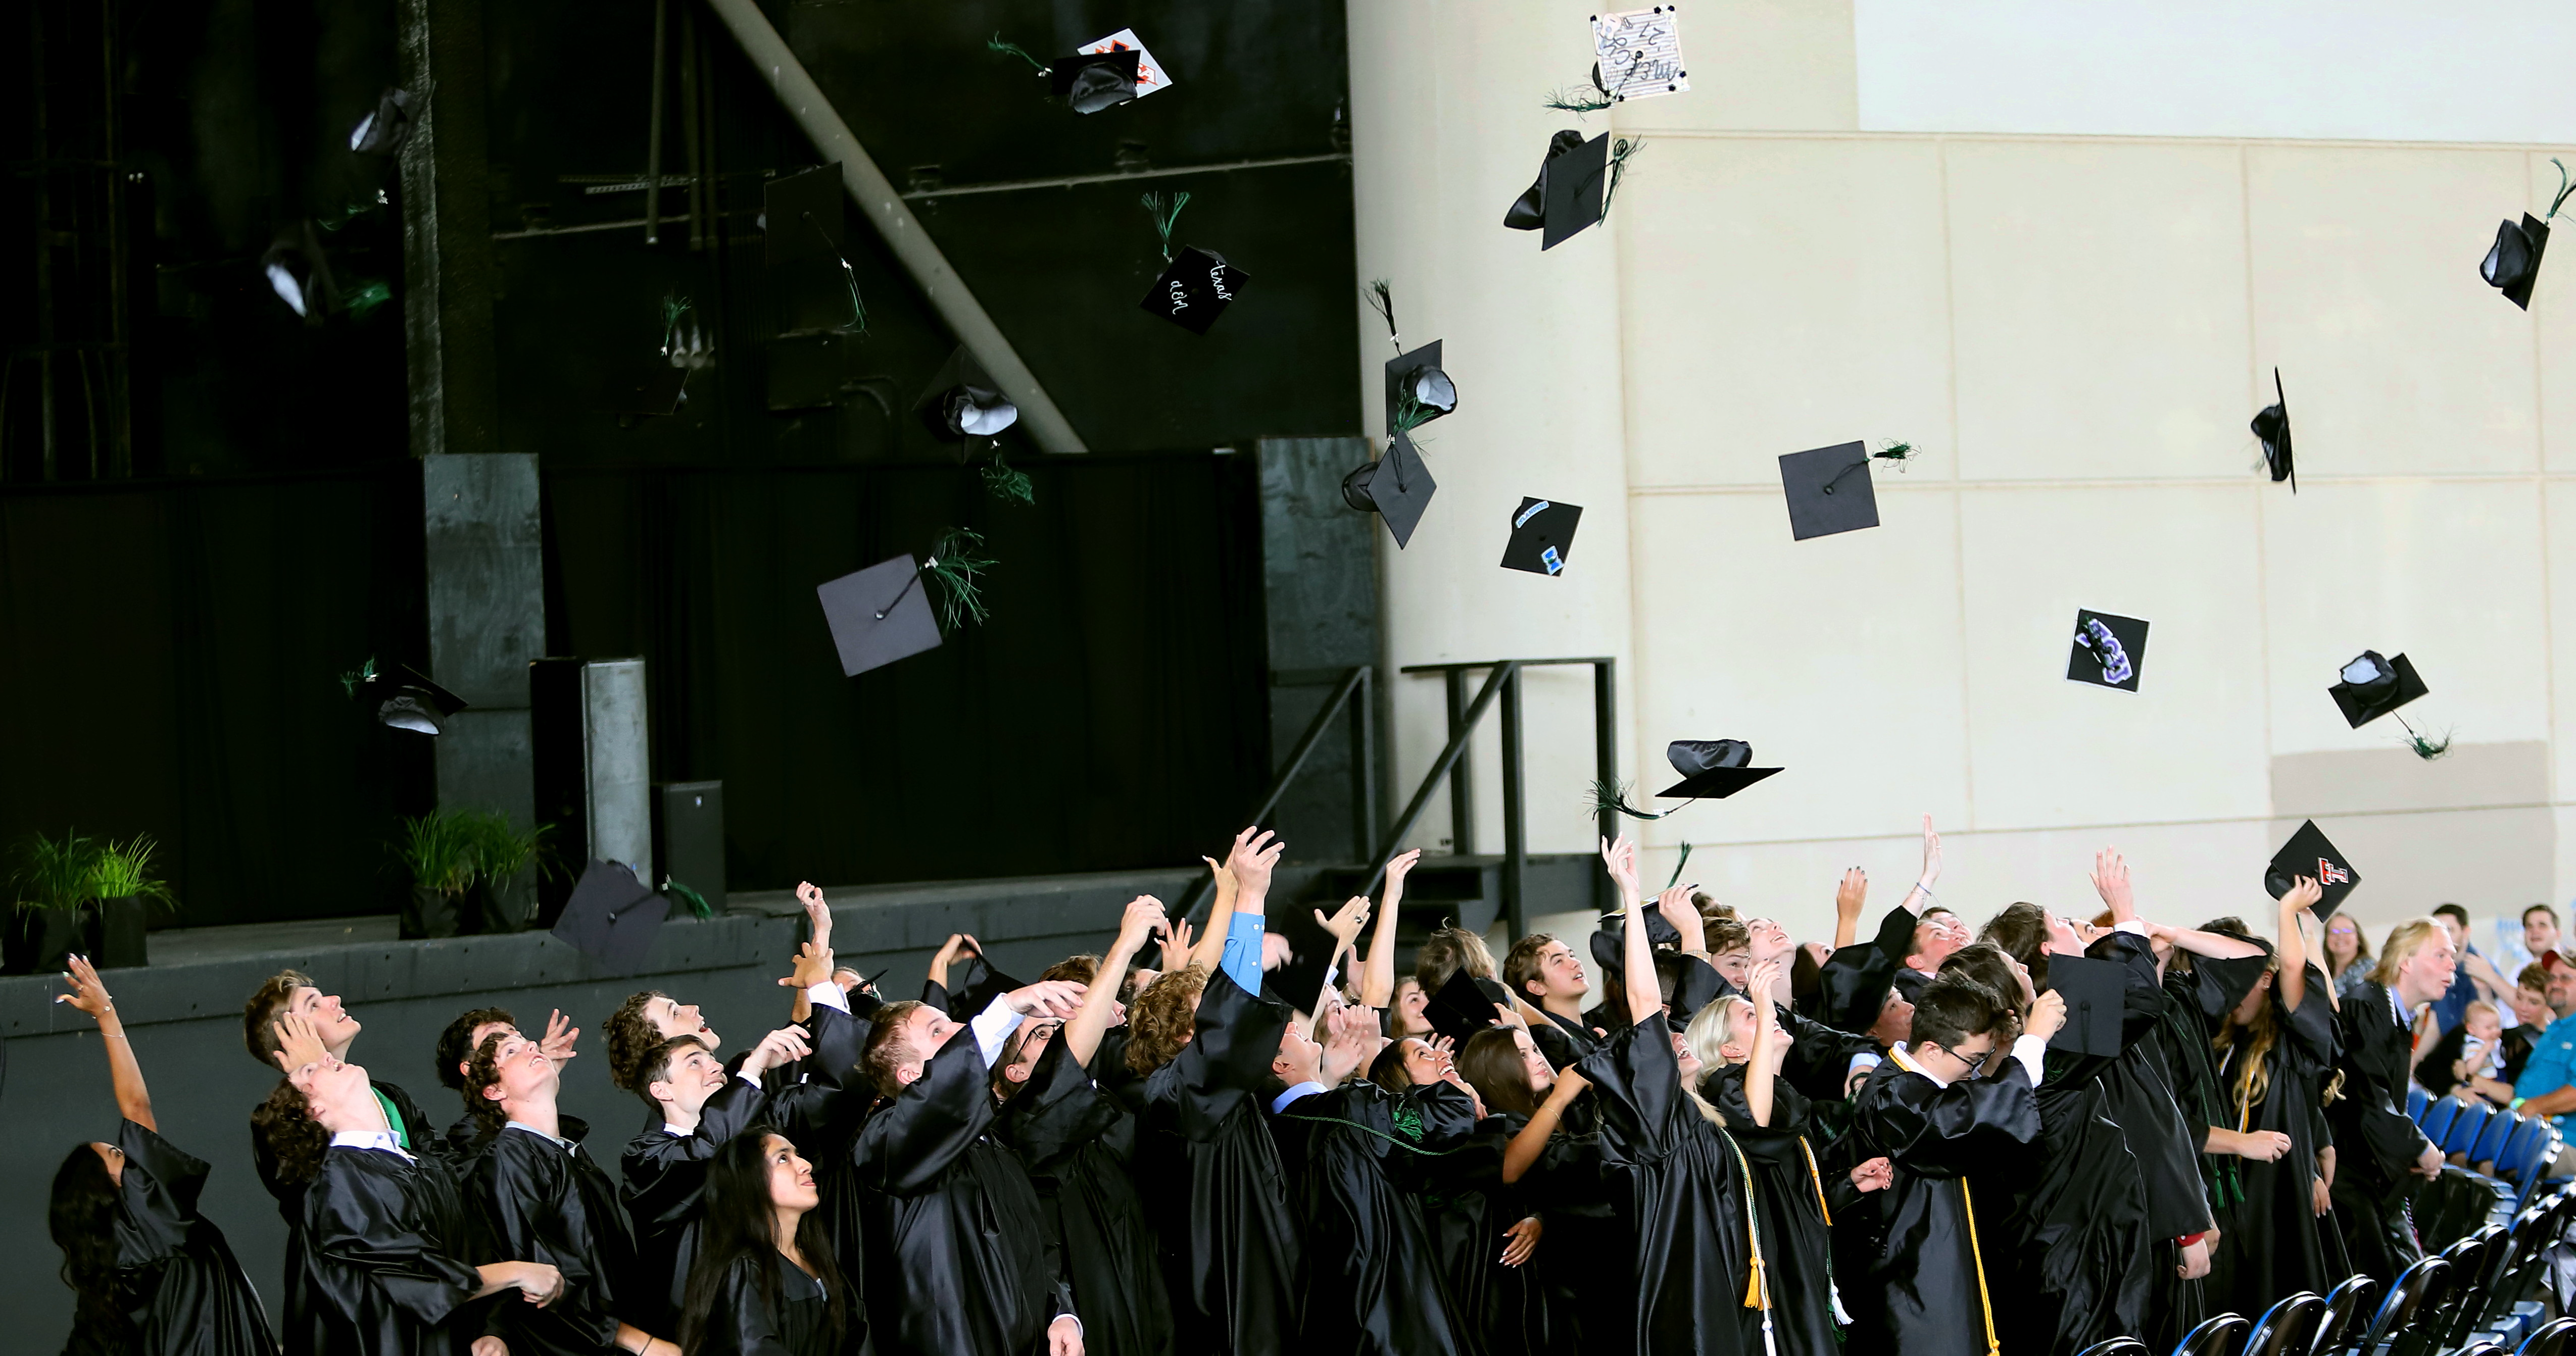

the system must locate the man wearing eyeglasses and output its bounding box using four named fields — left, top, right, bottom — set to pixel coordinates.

left=1836, top=973, right=2064, bottom=1356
